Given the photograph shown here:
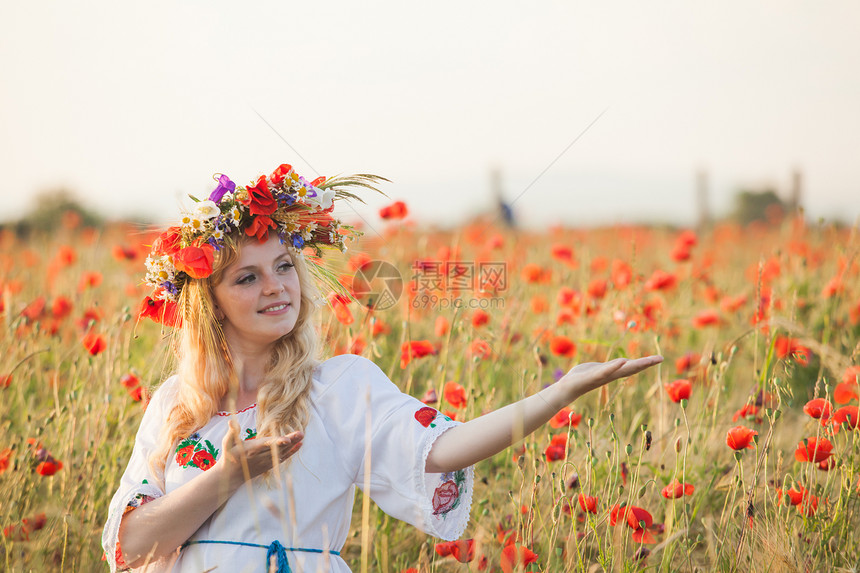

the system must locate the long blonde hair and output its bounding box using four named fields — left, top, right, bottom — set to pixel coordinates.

left=149, top=234, right=321, bottom=482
